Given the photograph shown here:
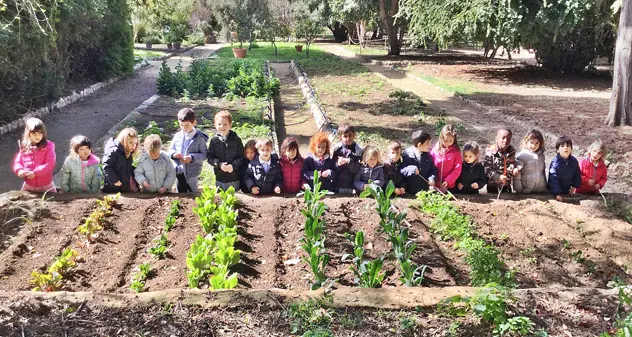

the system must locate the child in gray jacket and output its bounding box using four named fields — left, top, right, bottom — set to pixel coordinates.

left=60, top=135, right=103, bottom=193
left=354, top=146, right=384, bottom=191
left=168, top=108, right=208, bottom=192
left=135, top=134, right=176, bottom=194
left=514, top=130, right=548, bottom=193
